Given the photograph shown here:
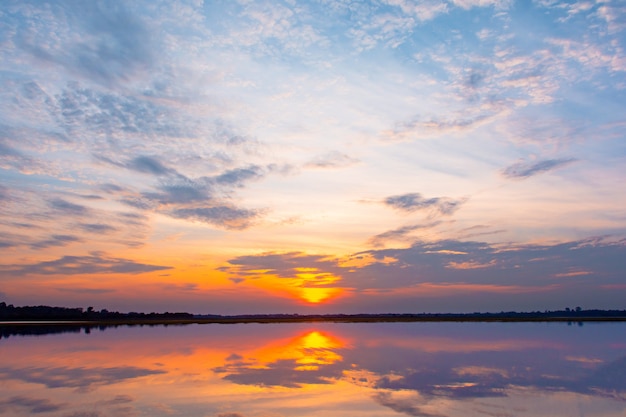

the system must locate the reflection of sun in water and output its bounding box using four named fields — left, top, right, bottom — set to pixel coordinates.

left=252, top=331, right=345, bottom=372
left=295, top=331, right=343, bottom=370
